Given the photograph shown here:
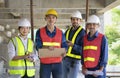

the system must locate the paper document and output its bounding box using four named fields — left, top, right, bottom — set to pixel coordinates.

left=86, top=70, right=103, bottom=75
left=38, top=48, right=66, bottom=58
